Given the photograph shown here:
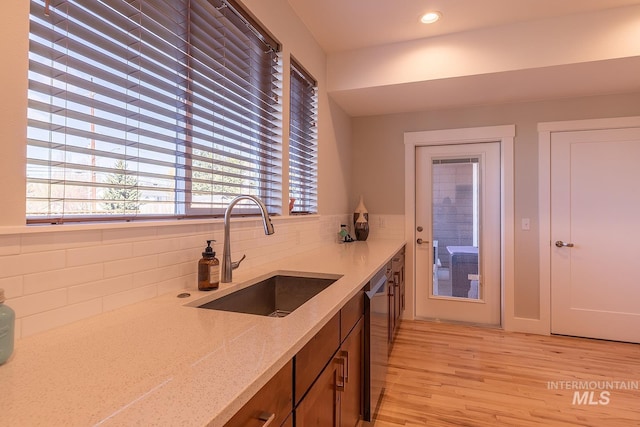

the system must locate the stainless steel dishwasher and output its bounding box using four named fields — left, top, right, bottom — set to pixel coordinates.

left=364, top=264, right=390, bottom=422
